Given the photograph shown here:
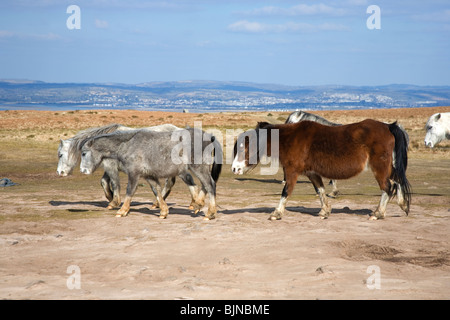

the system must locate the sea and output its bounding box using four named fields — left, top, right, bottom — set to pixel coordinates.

left=0, top=102, right=434, bottom=113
